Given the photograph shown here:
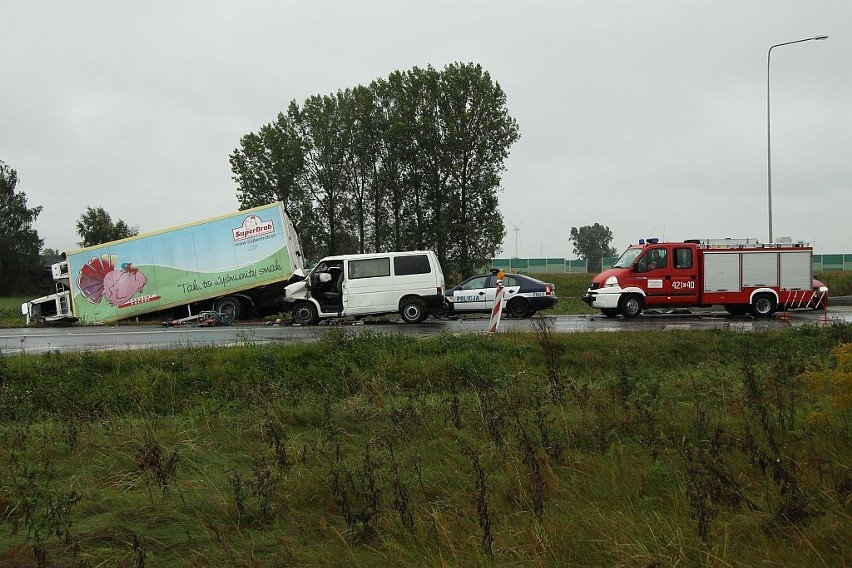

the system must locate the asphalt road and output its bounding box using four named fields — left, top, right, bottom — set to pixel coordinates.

left=1, top=305, right=849, bottom=355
